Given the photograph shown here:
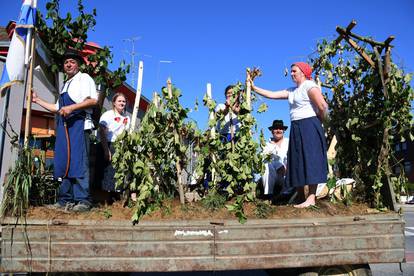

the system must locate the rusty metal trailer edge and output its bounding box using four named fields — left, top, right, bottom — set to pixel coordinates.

left=0, top=213, right=405, bottom=272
